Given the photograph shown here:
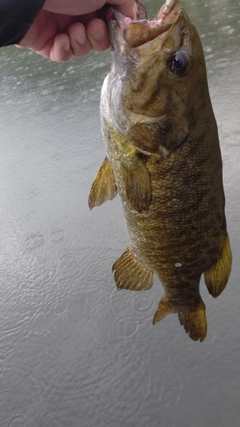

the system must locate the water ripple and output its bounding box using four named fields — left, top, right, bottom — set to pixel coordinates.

left=24, top=234, right=44, bottom=250
left=0, top=354, right=5, bottom=377
left=52, top=299, right=69, bottom=316
left=114, top=315, right=139, bottom=339
left=0, top=387, right=21, bottom=425
left=131, top=292, right=155, bottom=315
left=44, top=419, right=62, bottom=427
left=49, top=230, right=65, bottom=242
left=8, top=414, right=27, bottom=427
left=59, top=253, right=76, bottom=266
